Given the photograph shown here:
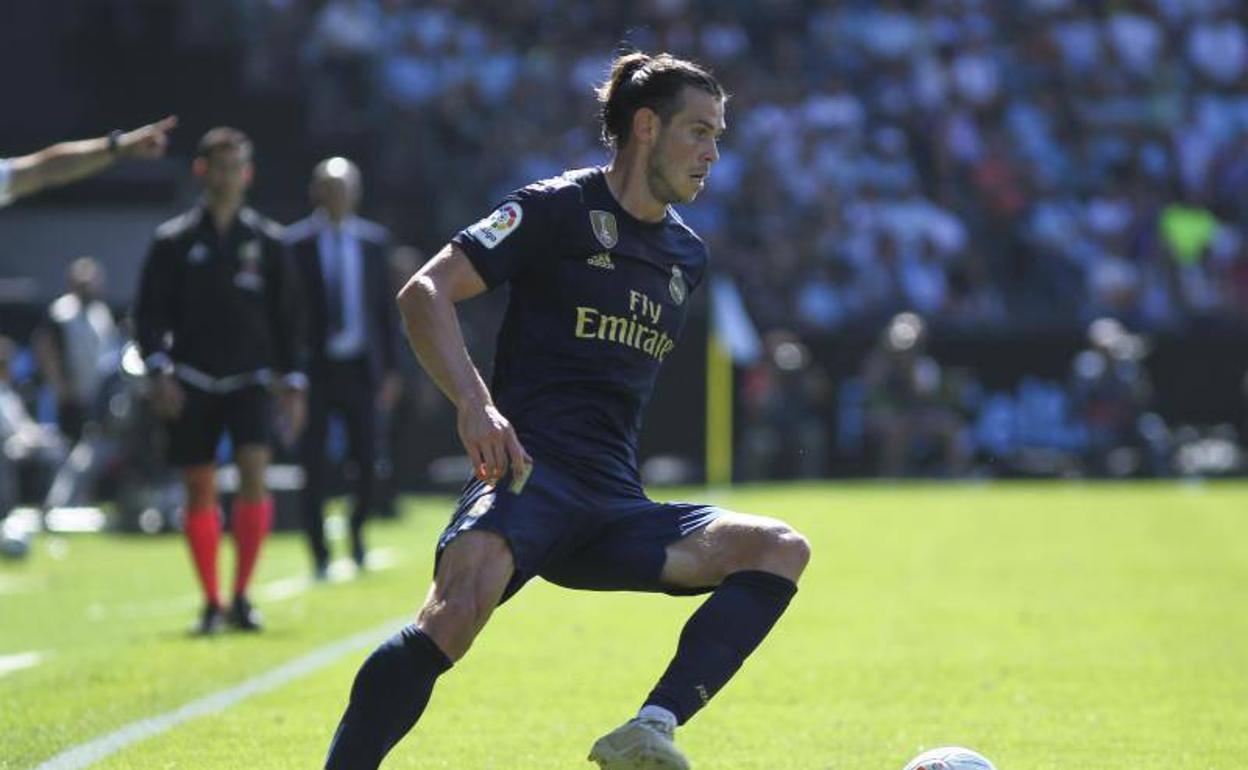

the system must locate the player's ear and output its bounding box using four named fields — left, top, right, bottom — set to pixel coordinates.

left=241, top=163, right=255, bottom=186
left=633, top=107, right=661, bottom=147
